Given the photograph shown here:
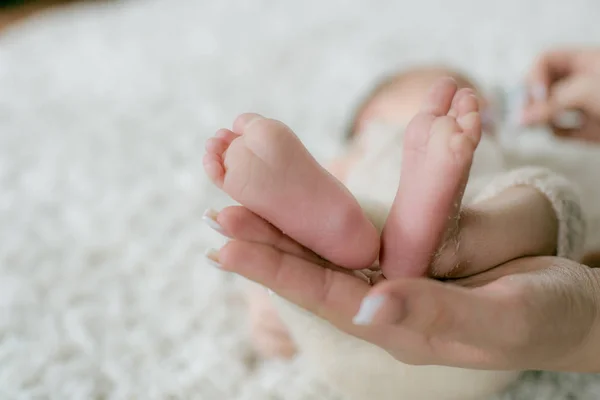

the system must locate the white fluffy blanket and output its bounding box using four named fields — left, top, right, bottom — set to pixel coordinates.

left=1, top=0, right=599, bottom=398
